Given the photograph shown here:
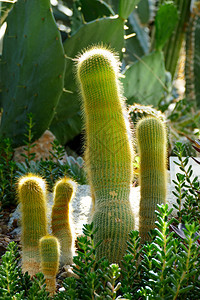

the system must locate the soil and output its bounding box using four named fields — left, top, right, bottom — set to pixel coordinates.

left=0, top=207, right=21, bottom=261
